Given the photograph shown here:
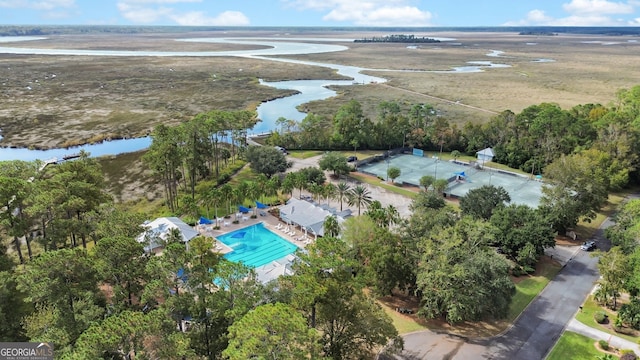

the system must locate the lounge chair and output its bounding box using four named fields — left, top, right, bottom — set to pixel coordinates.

left=259, top=210, right=267, bottom=217
left=275, top=223, right=282, bottom=229
left=223, top=221, right=230, bottom=227
left=288, top=231, right=296, bottom=237
left=282, top=226, right=290, bottom=232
